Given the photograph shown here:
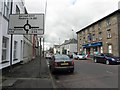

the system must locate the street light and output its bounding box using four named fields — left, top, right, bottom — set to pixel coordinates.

left=72, top=29, right=74, bottom=43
